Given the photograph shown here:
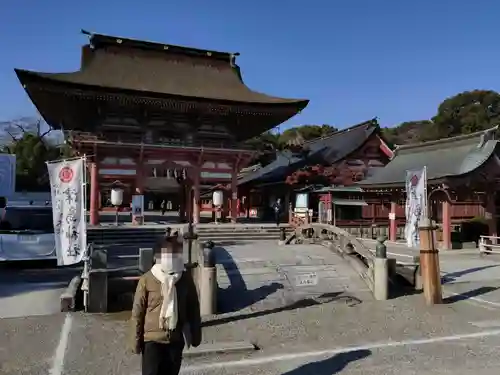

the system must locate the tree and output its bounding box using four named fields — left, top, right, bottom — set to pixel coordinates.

left=432, top=90, right=500, bottom=138
left=278, top=124, right=337, bottom=147
left=0, top=117, right=70, bottom=191
left=244, top=131, right=280, bottom=166
left=382, top=120, right=434, bottom=145
left=381, top=90, right=500, bottom=145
